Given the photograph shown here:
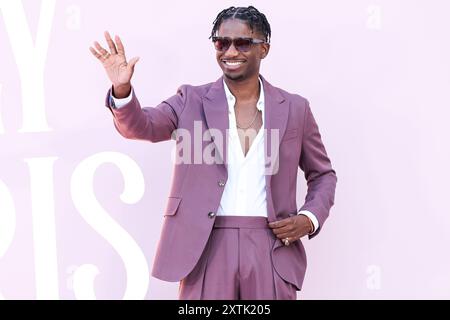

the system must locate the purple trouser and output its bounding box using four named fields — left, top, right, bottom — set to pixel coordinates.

left=178, top=216, right=298, bottom=300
